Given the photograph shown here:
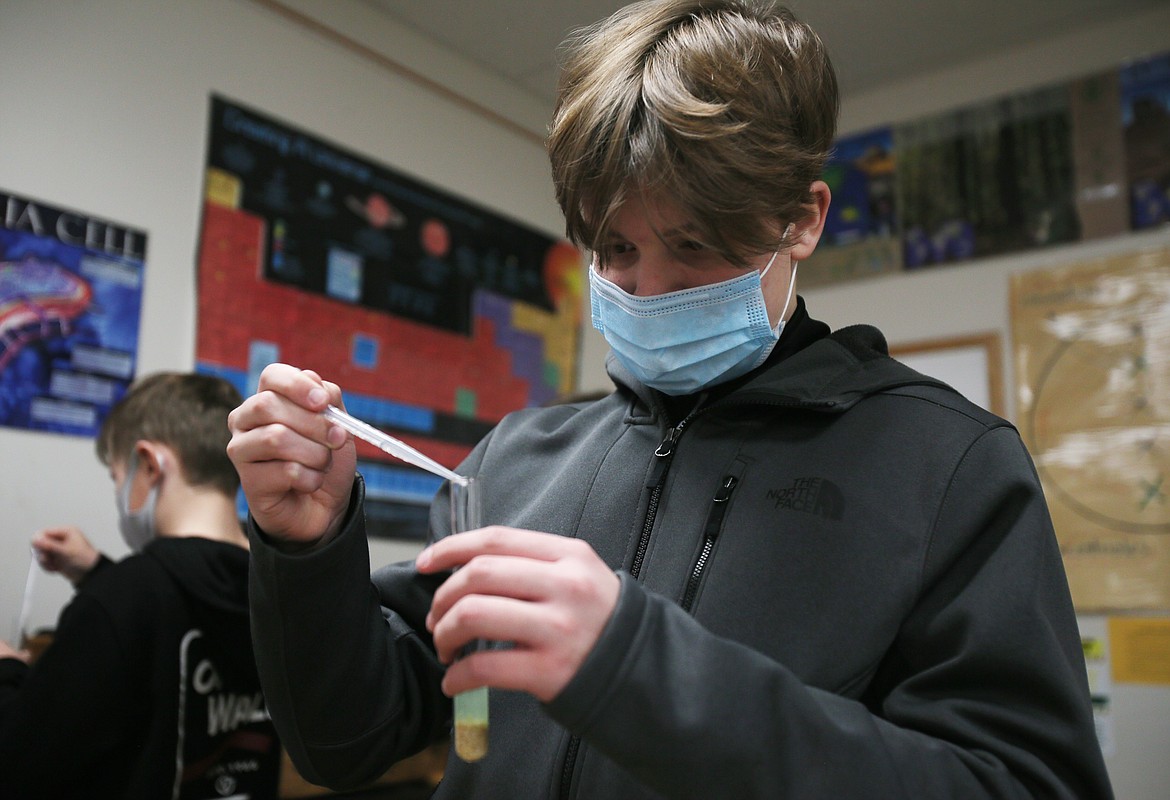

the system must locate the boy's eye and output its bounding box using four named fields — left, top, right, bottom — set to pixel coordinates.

left=677, top=240, right=704, bottom=252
